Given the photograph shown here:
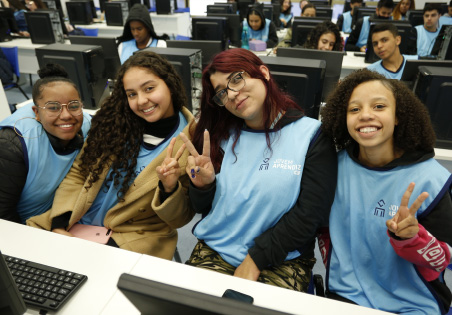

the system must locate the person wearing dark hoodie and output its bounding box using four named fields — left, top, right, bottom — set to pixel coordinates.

left=117, top=4, right=169, bottom=64
left=243, top=4, right=279, bottom=49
